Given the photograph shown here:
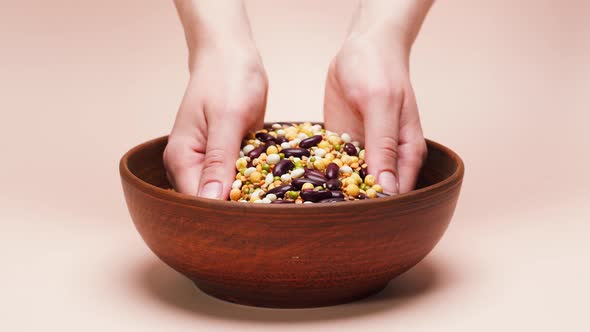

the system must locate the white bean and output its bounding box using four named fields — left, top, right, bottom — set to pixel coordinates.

left=280, top=142, right=291, bottom=149
left=244, top=167, right=256, bottom=177
left=297, top=133, right=308, bottom=140
left=291, top=168, right=305, bottom=178
left=231, top=180, right=242, bottom=189
left=272, top=123, right=282, bottom=129
left=242, top=144, right=255, bottom=154
left=267, top=153, right=281, bottom=165
left=251, top=189, right=264, bottom=200
left=265, top=173, right=274, bottom=186
left=281, top=173, right=292, bottom=183
left=266, top=193, right=277, bottom=202
left=341, top=133, right=351, bottom=143
left=340, top=165, right=353, bottom=174
left=277, top=129, right=285, bottom=137
left=315, top=148, right=327, bottom=158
